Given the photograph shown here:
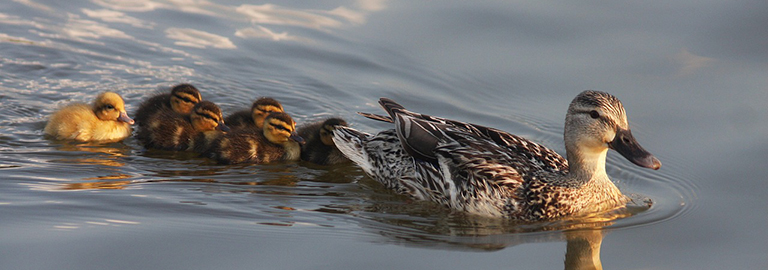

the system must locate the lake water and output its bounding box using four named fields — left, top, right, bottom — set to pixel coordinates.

left=1, top=0, right=767, bottom=269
